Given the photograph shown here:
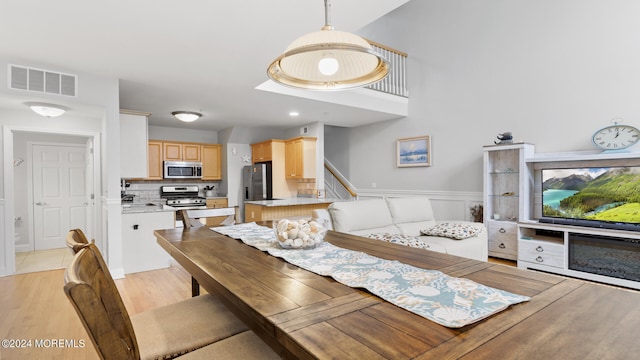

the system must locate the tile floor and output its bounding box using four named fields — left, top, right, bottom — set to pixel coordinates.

left=15, top=248, right=74, bottom=274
